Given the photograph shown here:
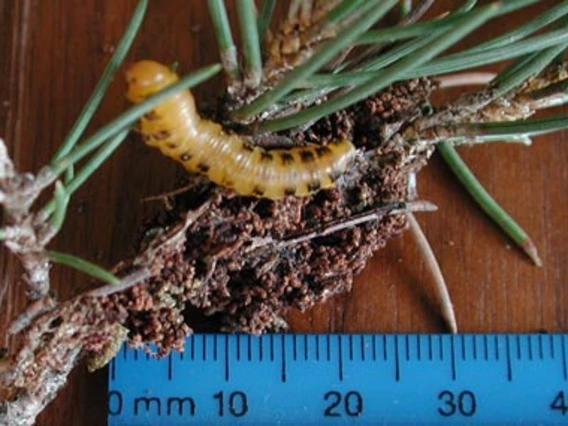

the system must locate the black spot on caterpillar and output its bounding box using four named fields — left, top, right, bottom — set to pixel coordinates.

left=300, top=150, right=315, bottom=163
left=125, top=60, right=356, bottom=200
